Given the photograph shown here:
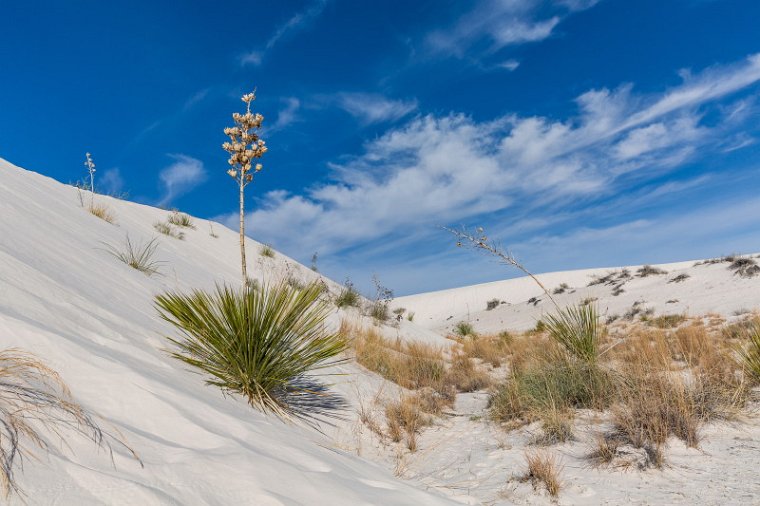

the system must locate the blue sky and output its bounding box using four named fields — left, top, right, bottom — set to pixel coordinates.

left=2, top=0, right=760, bottom=295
